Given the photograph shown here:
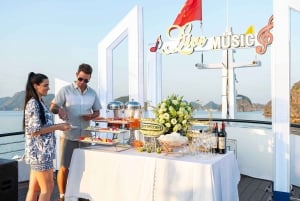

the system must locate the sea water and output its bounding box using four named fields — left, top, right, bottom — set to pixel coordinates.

left=0, top=111, right=24, bottom=159
left=0, top=111, right=23, bottom=133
